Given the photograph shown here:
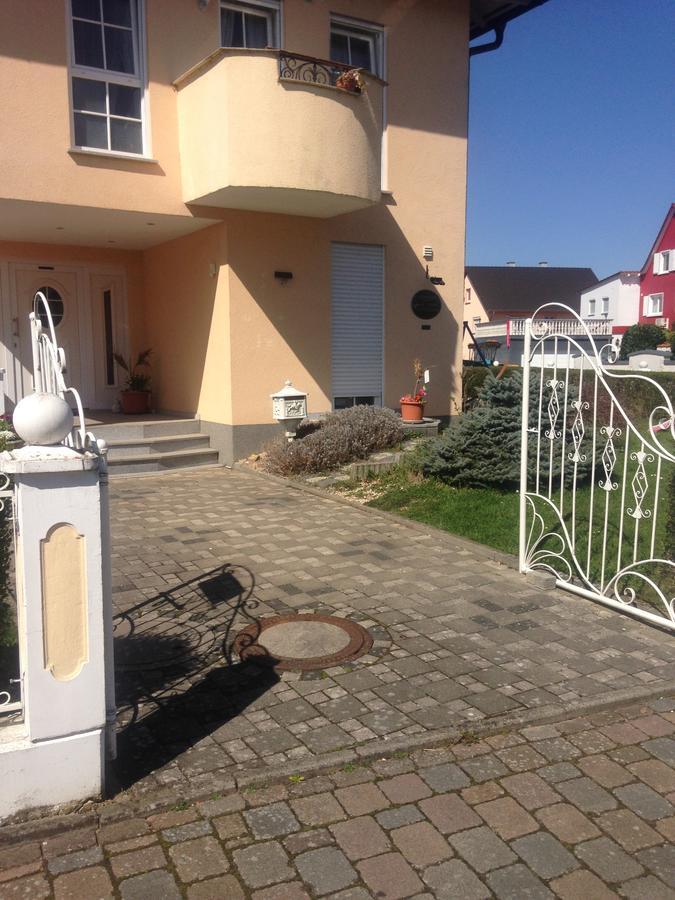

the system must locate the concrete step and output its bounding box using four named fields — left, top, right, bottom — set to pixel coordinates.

left=105, top=433, right=211, bottom=459
left=107, top=446, right=220, bottom=475
left=92, top=417, right=199, bottom=441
